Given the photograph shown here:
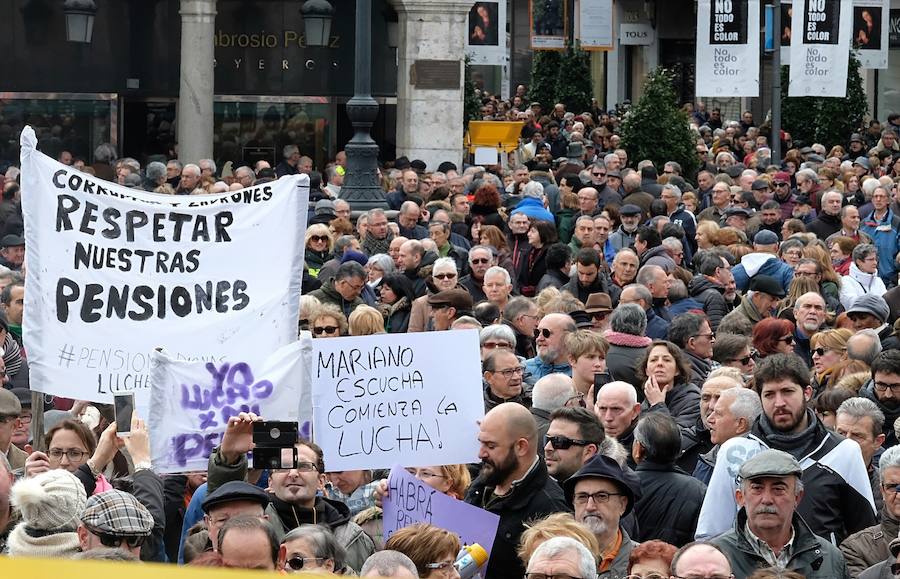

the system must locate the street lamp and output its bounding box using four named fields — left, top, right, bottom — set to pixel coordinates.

left=339, top=0, right=388, bottom=210
left=63, top=0, right=96, bottom=43
left=301, top=0, right=334, bottom=48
